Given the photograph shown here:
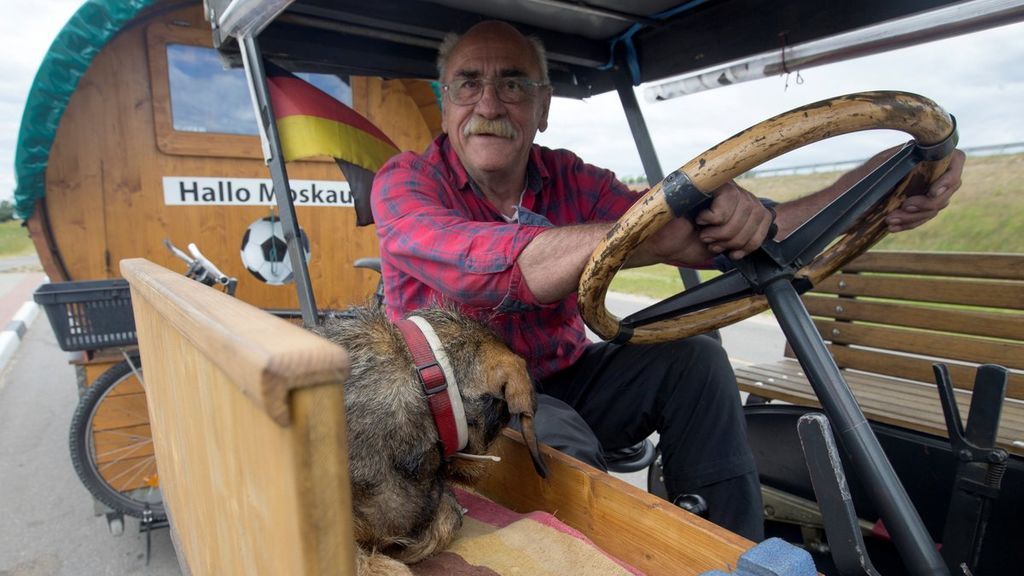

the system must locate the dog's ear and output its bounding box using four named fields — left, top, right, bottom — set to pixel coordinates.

left=493, top=358, right=549, bottom=478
